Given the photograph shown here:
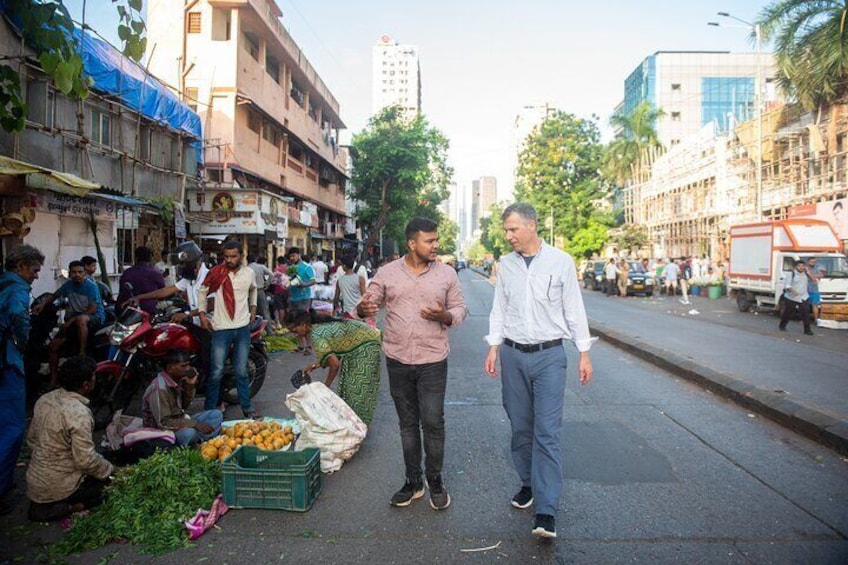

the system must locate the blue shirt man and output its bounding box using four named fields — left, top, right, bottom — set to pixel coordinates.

left=286, top=247, right=316, bottom=306
left=0, top=244, right=45, bottom=515
left=806, top=257, right=824, bottom=318
left=285, top=247, right=316, bottom=356
left=56, top=276, right=105, bottom=326
left=46, top=261, right=105, bottom=389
